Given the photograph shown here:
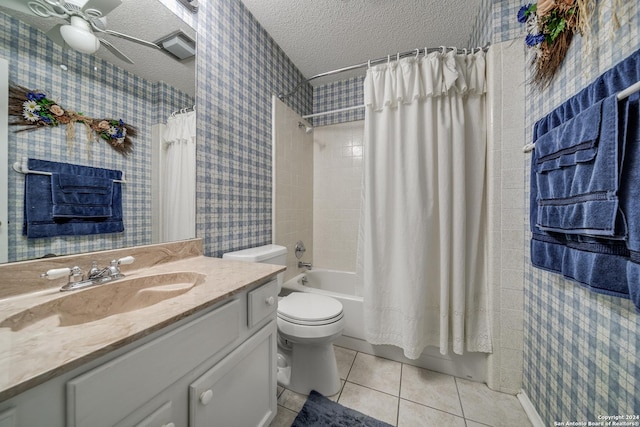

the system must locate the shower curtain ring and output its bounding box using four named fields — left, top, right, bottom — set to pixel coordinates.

left=414, top=48, right=420, bottom=59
